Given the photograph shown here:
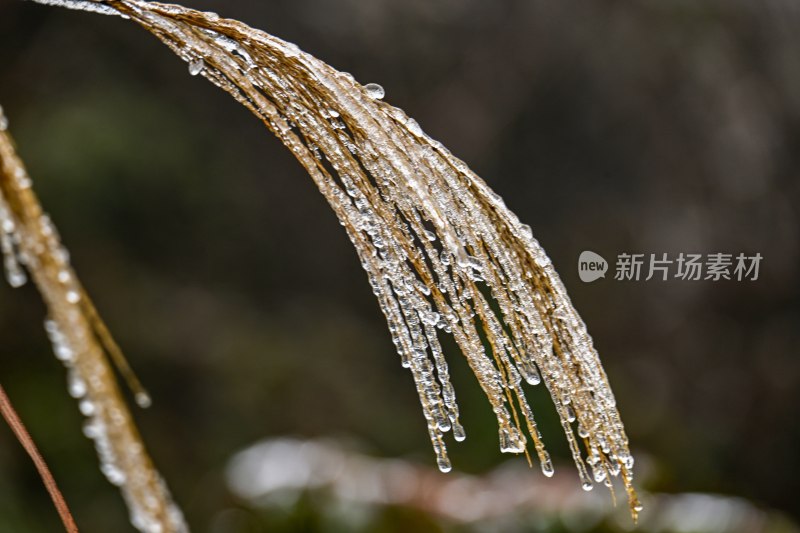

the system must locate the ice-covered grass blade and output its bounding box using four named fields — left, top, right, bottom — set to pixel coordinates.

left=0, top=106, right=187, bottom=533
